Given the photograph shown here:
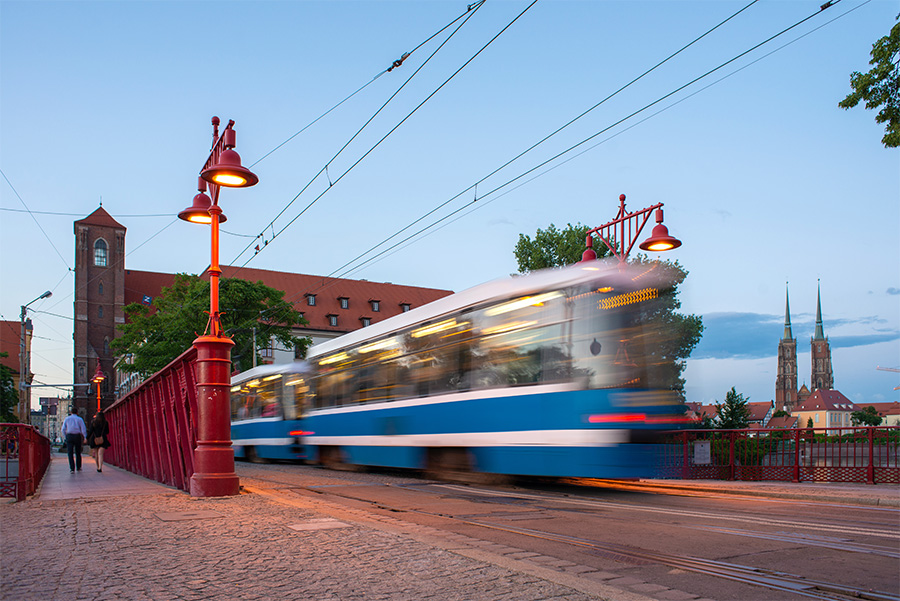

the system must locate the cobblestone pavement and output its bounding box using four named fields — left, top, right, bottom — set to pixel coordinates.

left=2, top=489, right=648, bottom=601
